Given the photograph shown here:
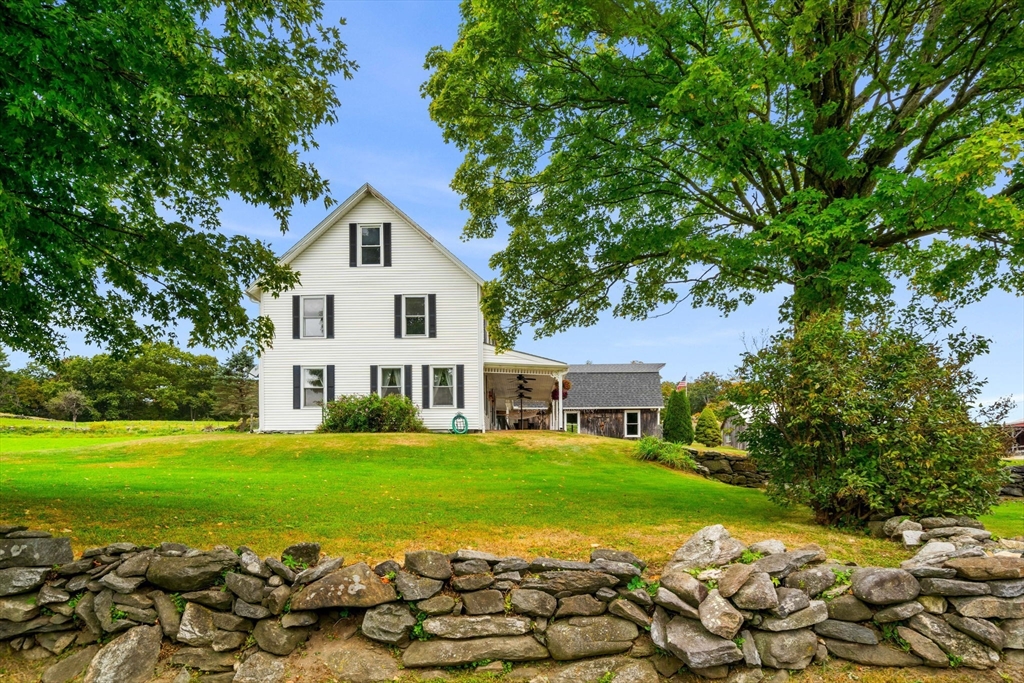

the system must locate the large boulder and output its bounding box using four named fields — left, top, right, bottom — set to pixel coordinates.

left=423, top=615, right=532, bottom=639
left=0, top=537, right=73, bottom=568
left=402, top=635, right=548, bottom=667
left=0, top=566, right=49, bottom=597
left=823, top=639, right=924, bottom=667
left=851, top=568, right=920, bottom=605
left=146, top=550, right=238, bottom=592
left=546, top=615, right=639, bottom=660
left=83, top=625, right=162, bottom=683
left=253, top=618, right=310, bottom=656
left=290, top=562, right=396, bottom=610
left=520, top=570, right=619, bottom=597
left=664, top=525, right=746, bottom=572
left=361, top=603, right=417, bottom=644
left=663, top=617, right=744, bottom=669
left=750, top=628, right=817, bottom=670
left=908, top=612, right=999, bottom=669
